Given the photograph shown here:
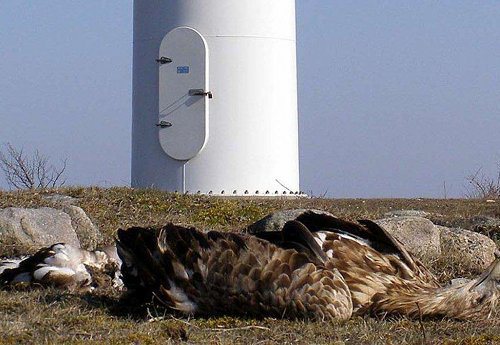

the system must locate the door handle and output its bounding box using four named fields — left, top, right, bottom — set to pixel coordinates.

left=156, top=56, right=172, bottom=64
left=156, top=121, right=172, bottom=128
left=189, top=89, right=213, bottom=99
